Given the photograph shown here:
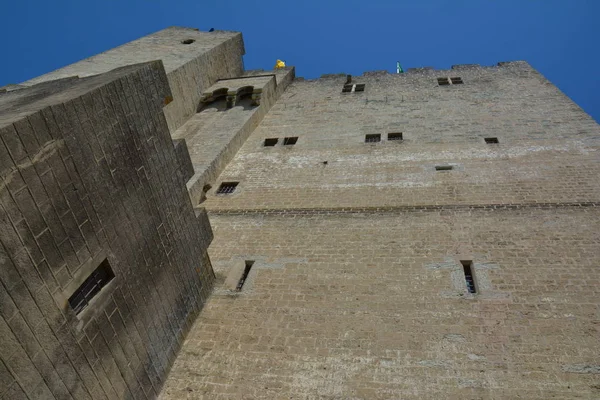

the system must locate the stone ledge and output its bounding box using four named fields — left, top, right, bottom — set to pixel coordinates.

left=207, top=201, right=599, bottom=216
